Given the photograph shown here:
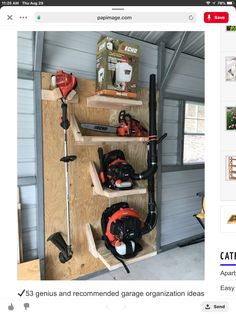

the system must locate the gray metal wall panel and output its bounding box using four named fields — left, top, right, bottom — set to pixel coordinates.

left=162, top=197, right=202, bottom=218
left=44, top=31, right=157, bottom=66
left=162, top=139, right=178, bottom=155
left=43, top=31, right=158, bottom=87
left=17, top=89, right=34, bottom=114
left=162, top=180, right=204, bottom=202
left=17, top=37, right=33, bottom=71
left=163, top=106, right=179, bottom=121
left=18, top=78, right=34, bottom=90
left=159, top=49, right=204, bottom=246
left=43, top=31, right=204, bottom=94
left=162, top=169, right=204, bottom=185
left=163, top=122, right=178, bottom=137
left=22, top=229, right=37, bottom=261
left=116, top=31, right=204, bottom=59
left=160, top=48, right=204, bottom=246
left=18, top=32, right=33, bottom=40
left=18, top=114, right=35, bottom=138
left=161, top=169, right=204, bottom=246
left=21, top=206, right=37, bottom=230
left=20, top=185, right=36, bottom=204
left=23, top=249, right=38, bottom=262
left=18, top=162, right=36, bottom=177
left=165, top=49, right=204, bottom=98
left=162, top=99, right=179, bottom=165
left=17, top=139, right=35, bottom=162
left=18, top=32, right=37, bottom=262
left=17, top=78, right=36, bottom=178
left=162, top=156, right=177, bottom=165
left=166, top=50, right=204, bottom=78
left=19, top=184, right=38, bottom=261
